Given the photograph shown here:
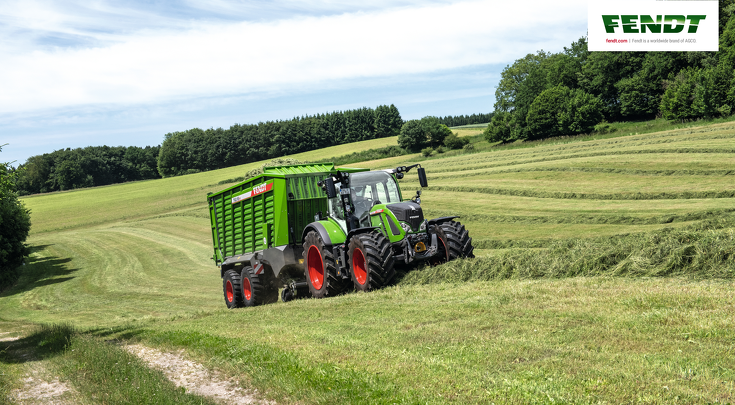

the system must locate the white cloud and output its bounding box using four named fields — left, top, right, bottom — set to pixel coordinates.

left=0, top=0, right=586, bottom=114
